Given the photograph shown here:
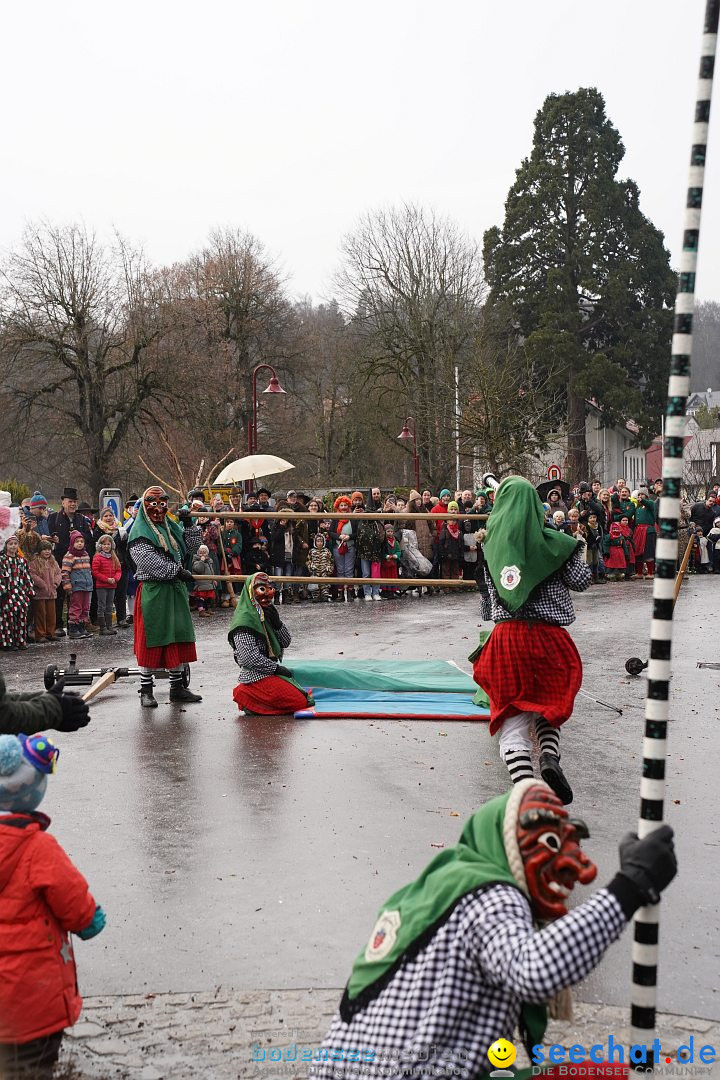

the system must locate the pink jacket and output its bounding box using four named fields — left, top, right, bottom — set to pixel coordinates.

left=28, top=557, right=62, bottom=600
